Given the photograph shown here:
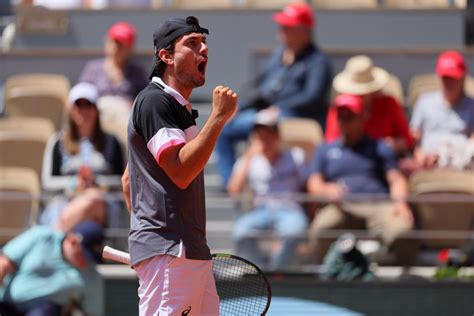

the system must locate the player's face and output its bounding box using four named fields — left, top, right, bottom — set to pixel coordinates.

left=172, top=33, right=208, bottom=89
